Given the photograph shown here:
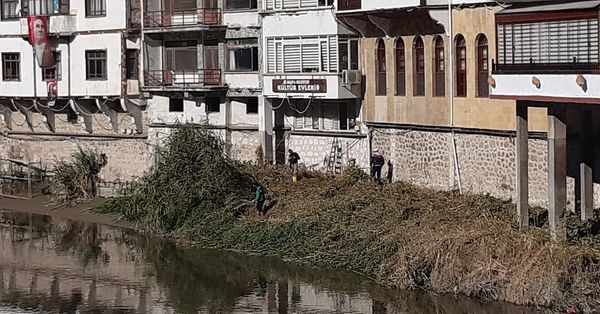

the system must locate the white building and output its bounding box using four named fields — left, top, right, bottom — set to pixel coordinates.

left=261, top=0, right=366, bottom=170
